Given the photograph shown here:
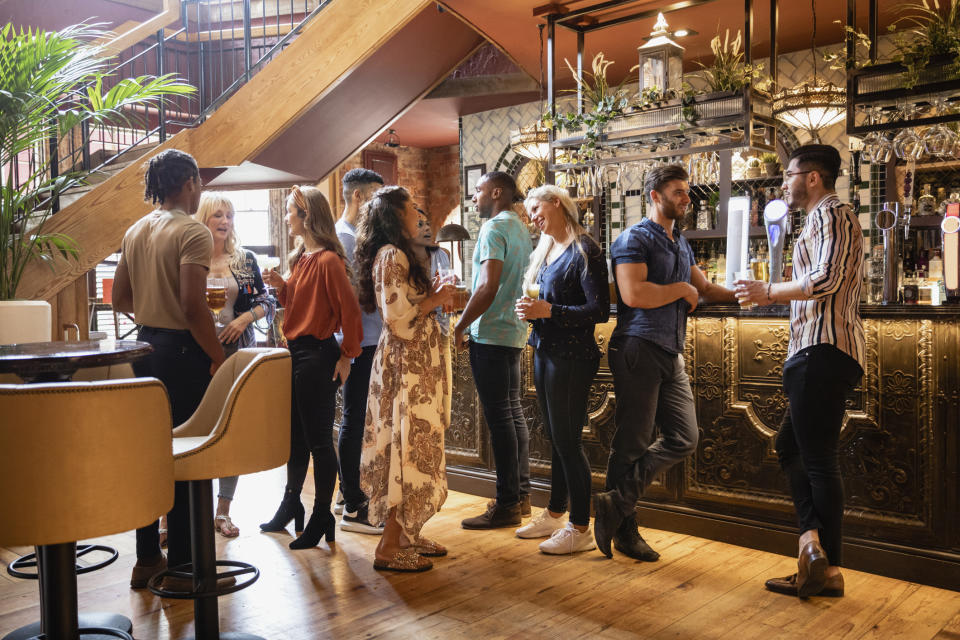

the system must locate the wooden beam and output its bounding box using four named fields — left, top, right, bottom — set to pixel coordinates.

left=16, top=0, right=434, bottom=301
left=426, top=73, right=538, bottom=99
left=533, top=2, right=571, bottom=17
